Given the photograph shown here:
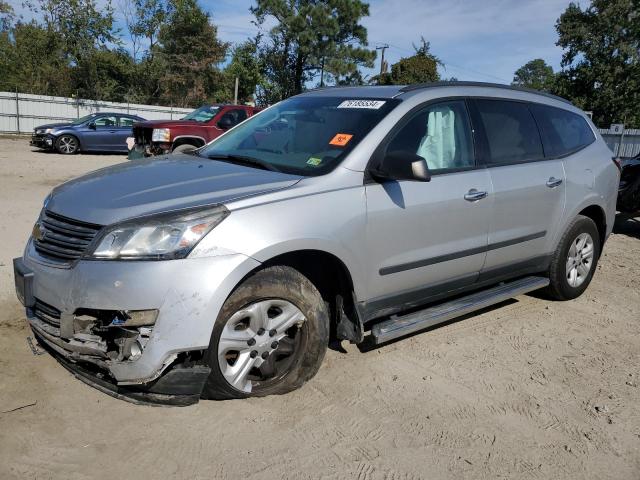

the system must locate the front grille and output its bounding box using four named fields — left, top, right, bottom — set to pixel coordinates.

left=34, top=210, right=102, bottom=262
left=133, top=126, right=152, bottom=145
left=34, top=299, right=61, bottom=328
